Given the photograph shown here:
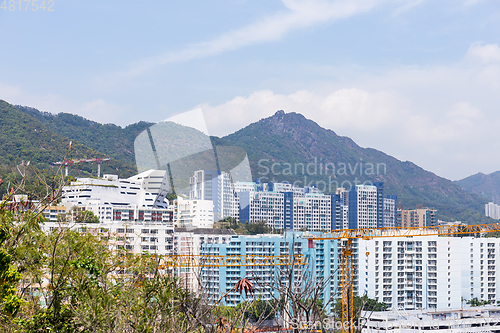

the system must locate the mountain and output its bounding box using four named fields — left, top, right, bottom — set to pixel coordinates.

left=455, top=171, right=500, bottom=204
left=0, top=100, right=137, bottom=197
left=218, top=110, right=492, bottom=224
left=11, top=104, right=493, bottom=224
left=14, top=105, right=153, bottom=166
